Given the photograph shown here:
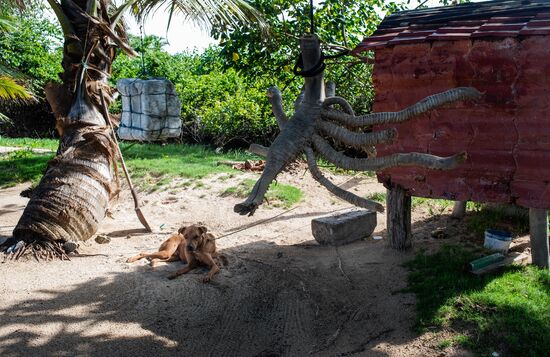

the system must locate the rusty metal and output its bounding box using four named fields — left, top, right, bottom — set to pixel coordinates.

left=353, top=2, right=550, bottom=209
